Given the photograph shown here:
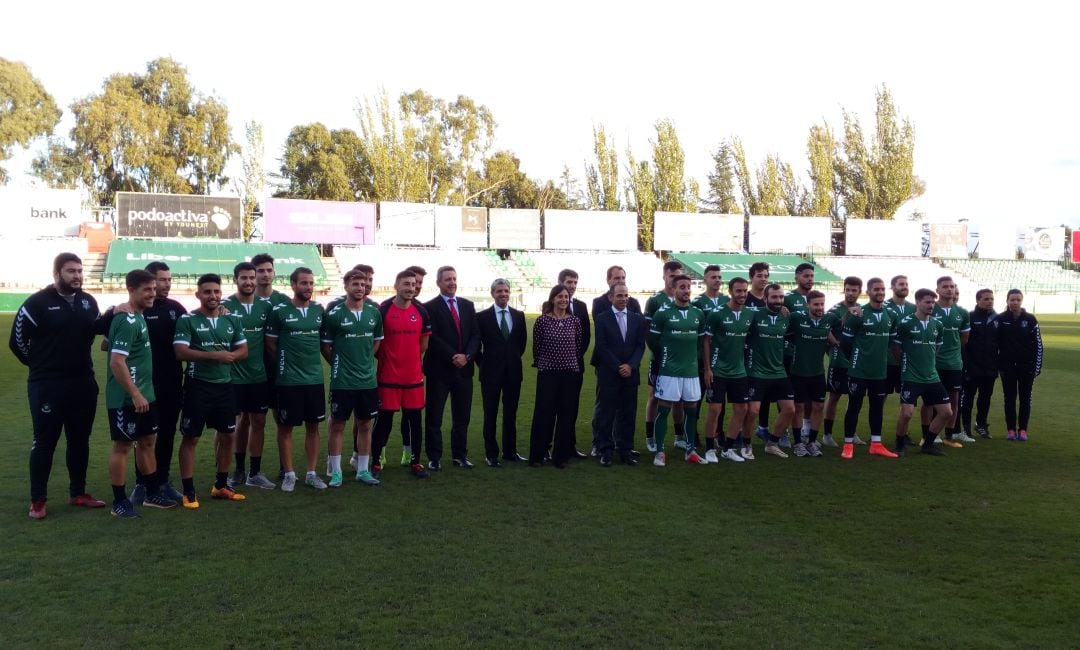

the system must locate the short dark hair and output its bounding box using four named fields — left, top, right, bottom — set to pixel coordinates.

left=975, top=288, right=993, bottom=301
left=197, top=273, right=222, bottom=287
left=53, top=252, right=82, bottom=276
left=1007, top=288, right=1023, bottom=299
left=671, top=274, right=692, bottom=286
left=354, top=264, right=374, bottom=275
left=890, top=274, right=907, bottom=287
left=914, top=288, right=937, bottom=302
left=125, top=269, right=155, bottom=290
left=936, top=275, right=953, bottom=287
left=728, top=277, right=748, bottom=292
left=289, top=267, right=314, bottom=284
left=233, top=262, right=256, bottom=278
left=807, top=290, right=825, bottom=302
left=251, top=253, right=275, bottom=268
left=558, top=268, right=578, bottom=283
left=703, top=264, right=721, bottom=275
left=662, top=260, right=683, bottom=273
left=844, top=276, right=863, bottom=287
left=395, top=269, right=417, bottom=284
left=748, top=262, right=770, bottom=278
left=144, top=261, right=170, bottom=275
left=867, top=277, right=885, bottom=289
left=606, top=265, right=625, bottom=281
left=343, top=269, right=365, bottom=285
left=795, top=262, right=815, bottom=275
left=765, top=283, right=784, bottom=296
left=405, top=265, right=426, bottom=277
